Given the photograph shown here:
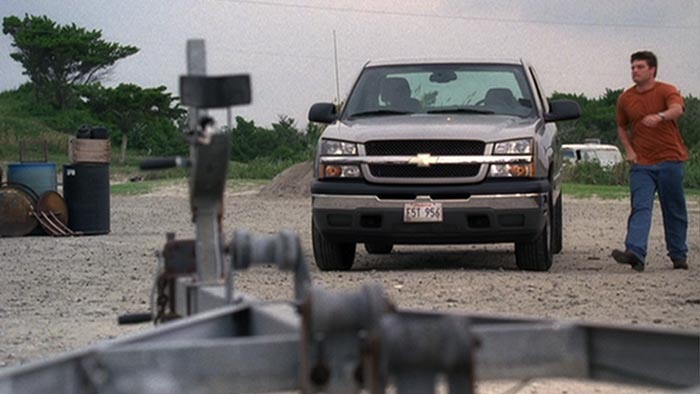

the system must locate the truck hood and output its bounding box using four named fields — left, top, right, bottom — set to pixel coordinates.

left=321, top=114, right=539, bottom=143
